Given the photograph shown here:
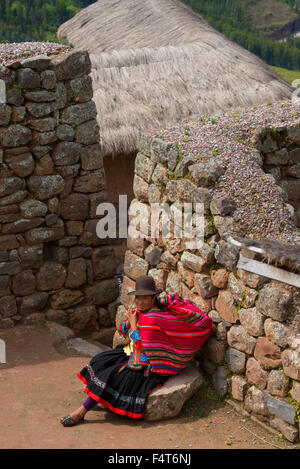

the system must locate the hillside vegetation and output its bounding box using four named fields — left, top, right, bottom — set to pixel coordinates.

left=0, top=0, right=300, bottom=71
